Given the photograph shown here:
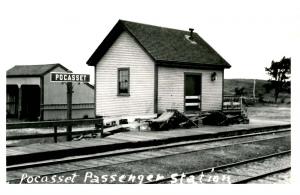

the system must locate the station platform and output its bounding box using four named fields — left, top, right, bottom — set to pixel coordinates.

left=6, top=119, right=290, bottom=166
